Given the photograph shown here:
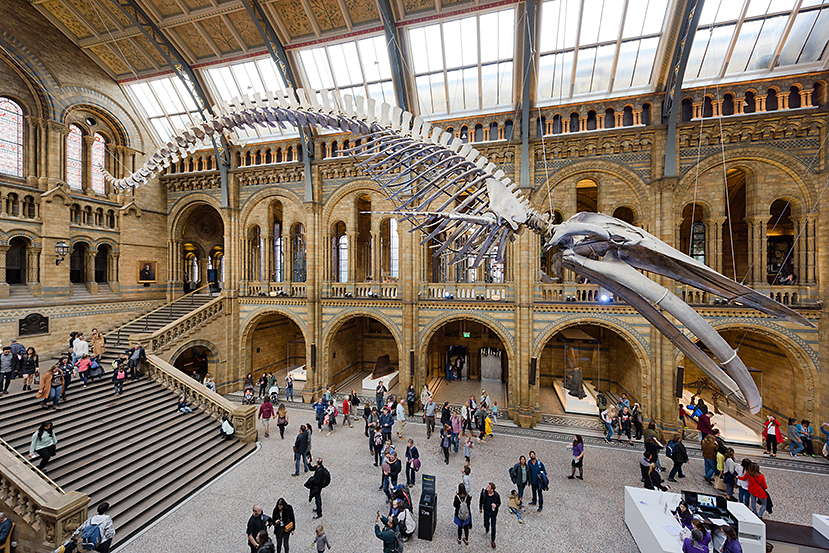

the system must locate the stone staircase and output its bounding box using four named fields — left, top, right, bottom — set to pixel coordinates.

left=1, top=362, right=256, bottom=547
